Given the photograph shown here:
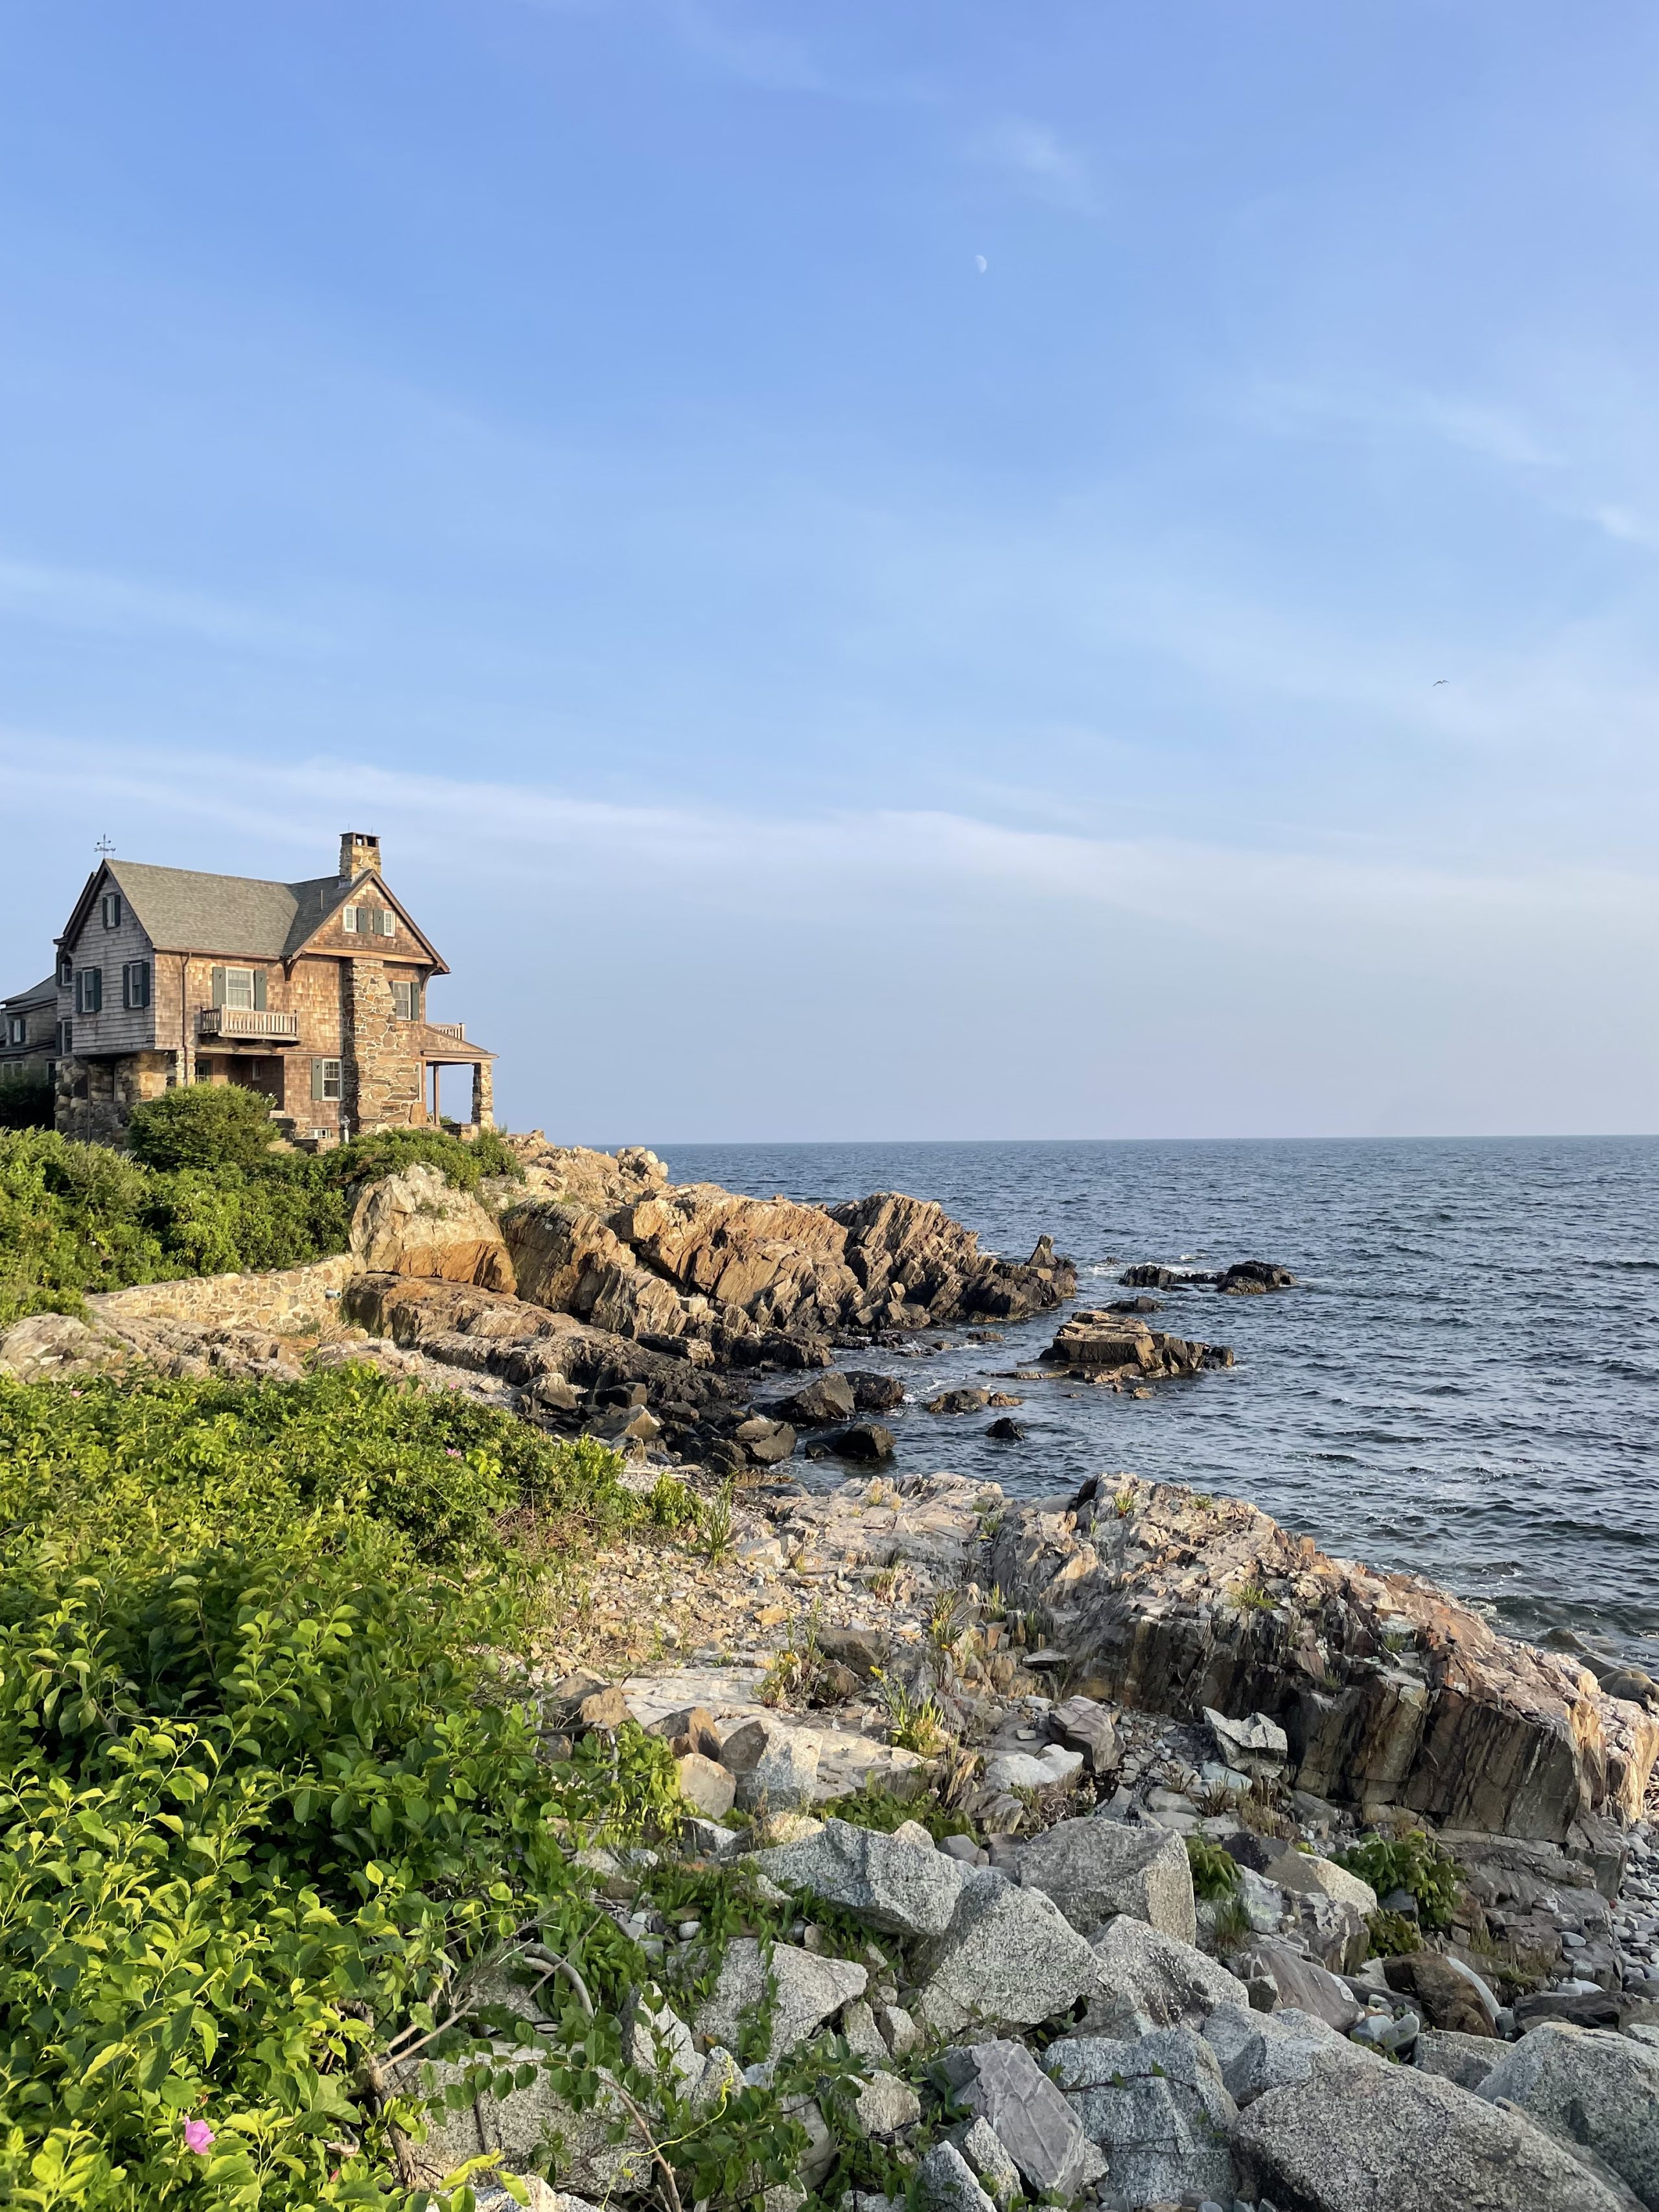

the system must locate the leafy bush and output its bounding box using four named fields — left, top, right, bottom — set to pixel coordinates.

left=1337, top=1829, right=1463, bottom=1930
left=126, top=1082, right=284, bottom=1171
left=0, top=1366, right=657, bottom=2210
left=0, top=1117, right=525, bottom=1325
left=1185, top=1835, right=1240, bottom=1901
left=0, top=1068, right=53, bottom=1130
